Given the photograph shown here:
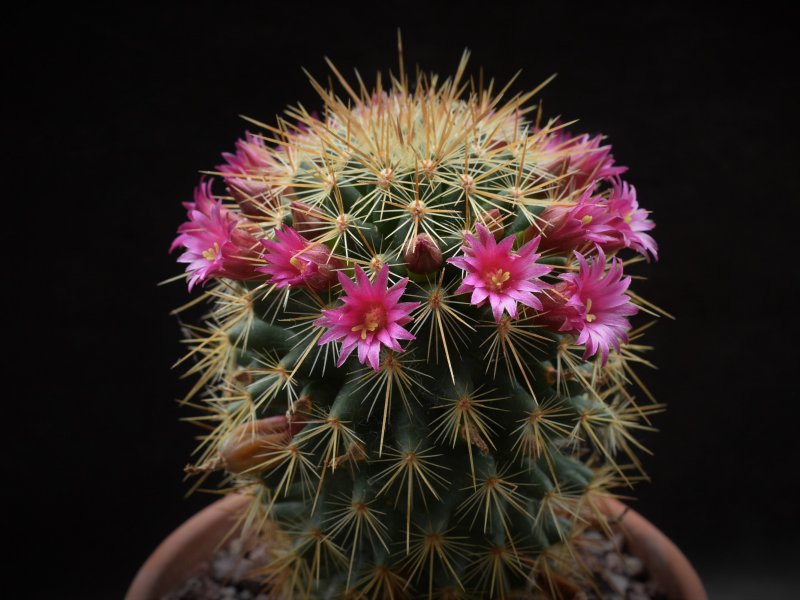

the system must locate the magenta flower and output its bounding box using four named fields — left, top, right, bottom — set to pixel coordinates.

left=541, top=129, right=627, bottom=190
left=259, top=227, right=341, bottom=292
left=316, top=266, right=419, bottom=370
left=603, top=180, right=658, bottom=260
left=527, top=183, right=658, bottom=261
left=448, top=224, right=552, bottom=322
left=170, top=180, right=263, bottom=291
left=217, top=132, right=286, bottom=215
left=538, top=250, right=638, bottom=363
left=534, top=188, right=617, bottom=254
